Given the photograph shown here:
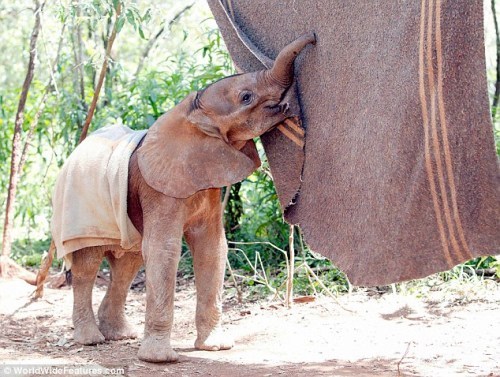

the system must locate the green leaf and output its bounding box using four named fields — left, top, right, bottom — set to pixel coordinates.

left=116, top=15, right=126, bottom=33
left=142, top=9, right=152, bottom=23
left=126, top=9, right=136, bottom=29
left=138, top=26, right=145, bottom=39
left=148, top=96, right=159, bottom=117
